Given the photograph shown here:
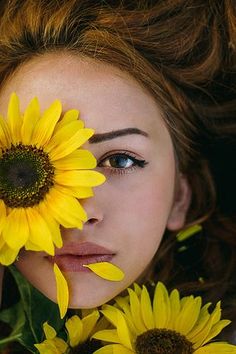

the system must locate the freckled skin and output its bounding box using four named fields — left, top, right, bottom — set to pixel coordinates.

left=0, top=53, right=191, bottom=308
